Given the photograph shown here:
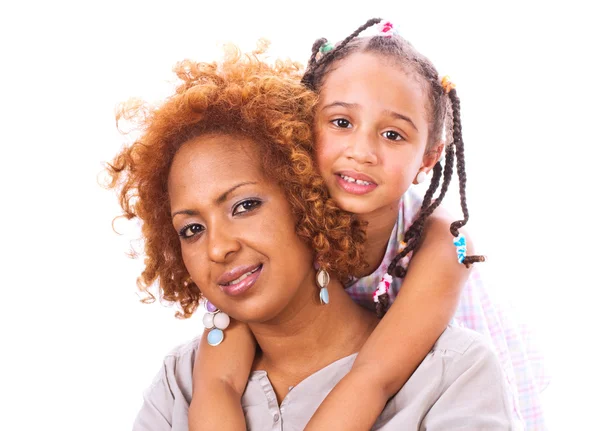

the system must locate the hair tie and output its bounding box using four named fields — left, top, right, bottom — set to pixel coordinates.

left=453, top=233, right=467, bottom=264
left=441, top=76, right=456, bottom=94
left=373, top=273, right=393, bottom=303
left=315, top=41, right=334, bottom=61
left=375, top=20, right=399, bottom=37
left=319, top=41, right=334, bottom=54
